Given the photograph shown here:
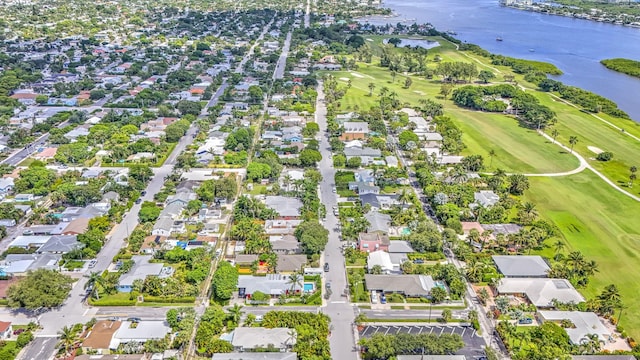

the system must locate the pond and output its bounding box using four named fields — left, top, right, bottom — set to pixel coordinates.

left=382, top=38, right=440, bottom=49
